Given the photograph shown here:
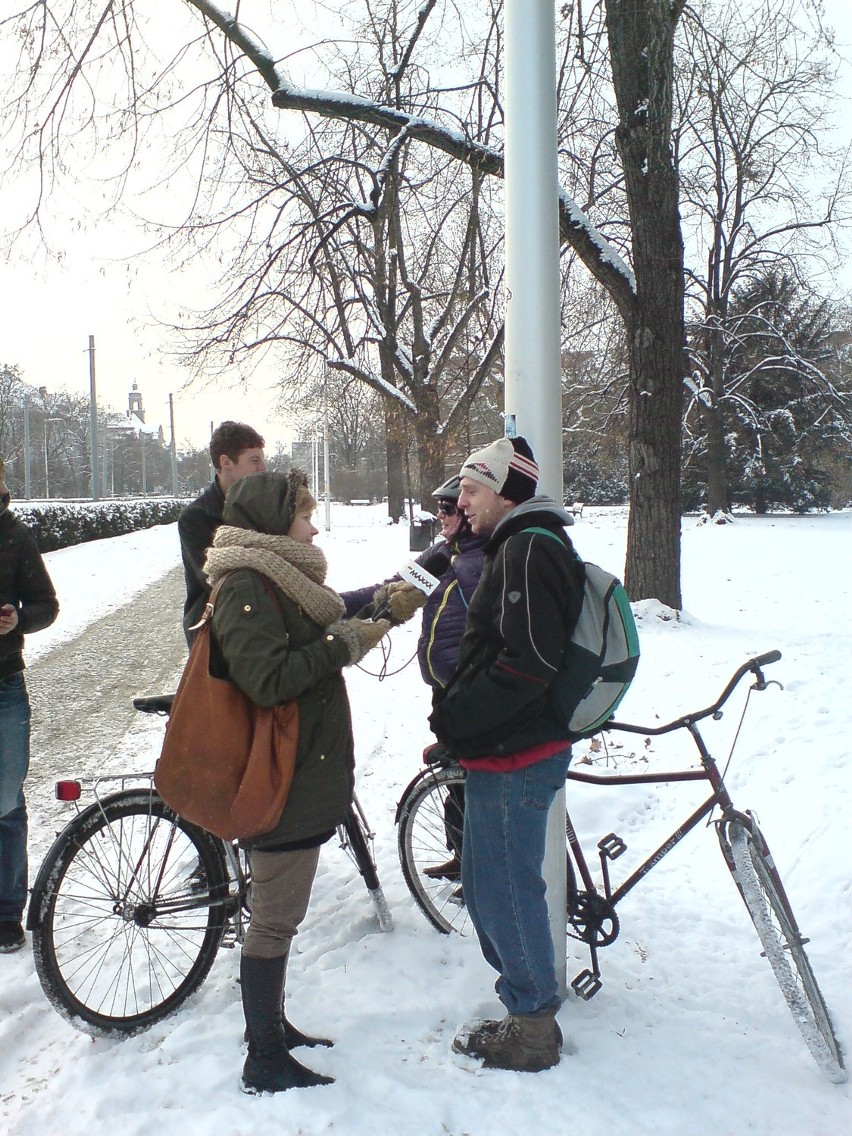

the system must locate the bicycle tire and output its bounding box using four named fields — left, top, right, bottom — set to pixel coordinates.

left=721, top=816, right=846, bottom=1083
left=397, top=766, right=470, bottom=935
left=340, top=805, right=393, bottom=932
left=30, top=789, right=232, bottom=1036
